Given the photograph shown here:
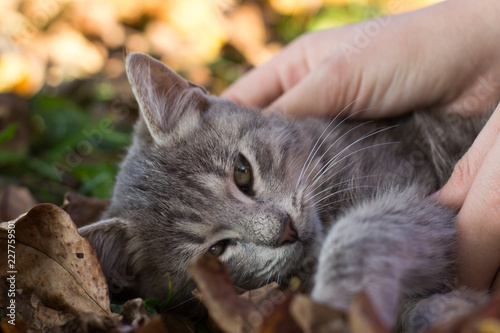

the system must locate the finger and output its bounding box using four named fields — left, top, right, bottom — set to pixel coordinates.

left=455, top=128, right=500, bottom=289
left=263, top=57, right=359, bottom=118
left=221, top=41, right=311, bottom=109
left=438, top=103, right=500, bottom=209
